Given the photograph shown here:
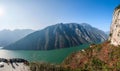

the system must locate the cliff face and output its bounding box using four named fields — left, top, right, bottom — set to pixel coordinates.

left=109, top=5, right=120, bottom=46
